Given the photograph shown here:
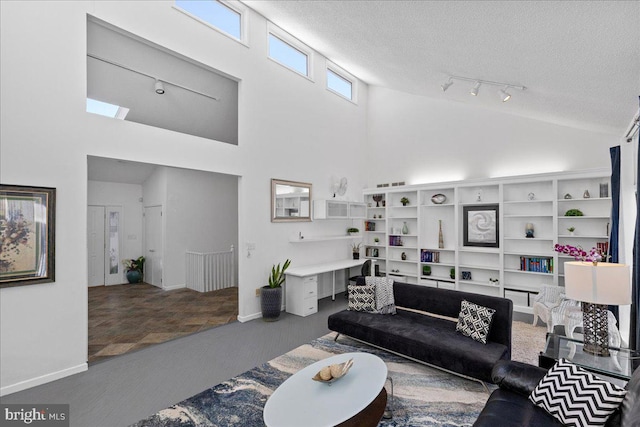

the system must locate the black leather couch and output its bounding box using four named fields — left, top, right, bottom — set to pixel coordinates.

left=474, top=360, right=640, bottom=426
left=328, top=281, right=513, bottom=384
